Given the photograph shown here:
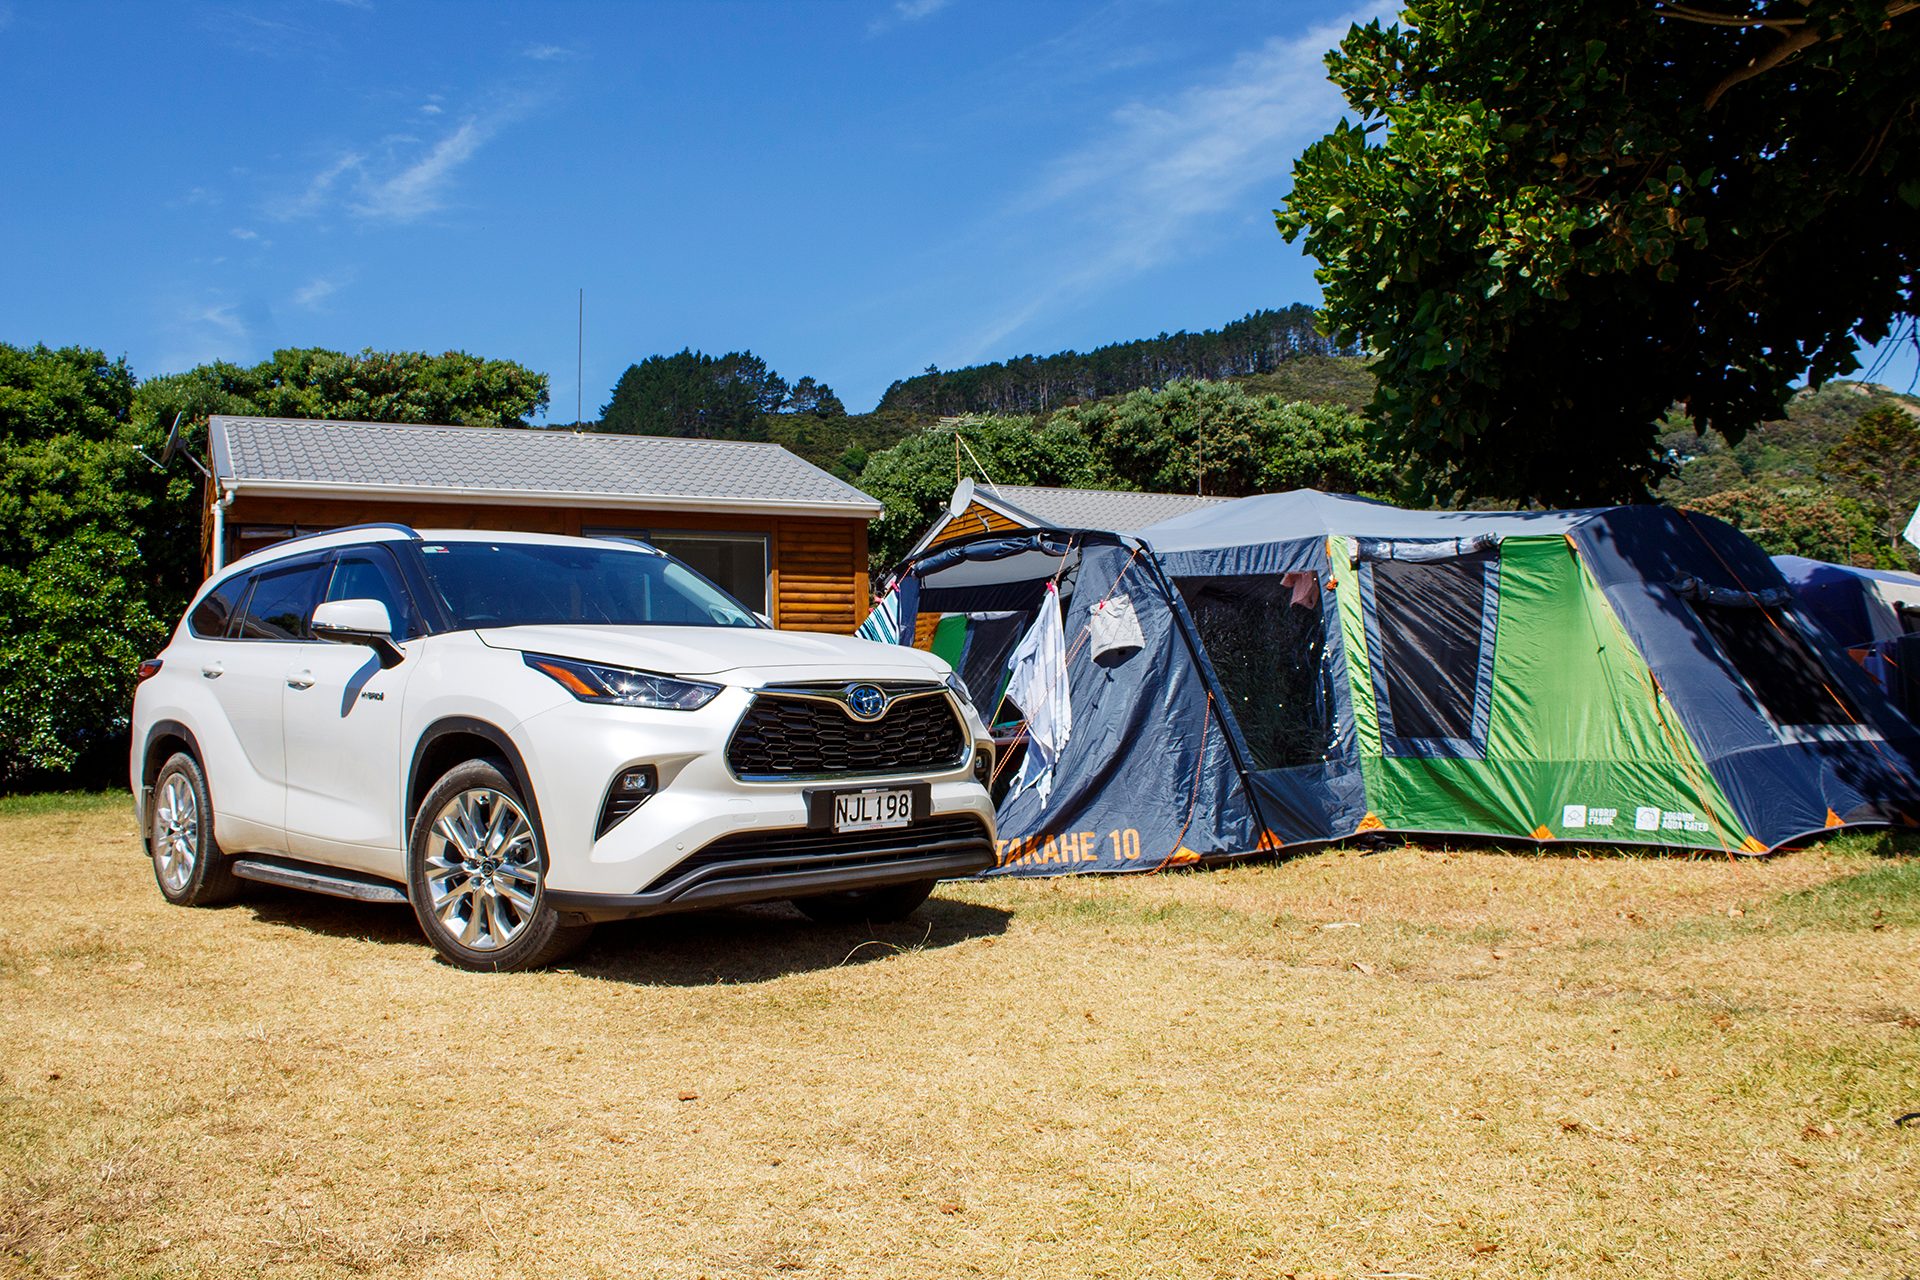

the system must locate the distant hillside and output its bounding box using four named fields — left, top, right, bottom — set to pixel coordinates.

left=875, top=305, right=1356, bottom=416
